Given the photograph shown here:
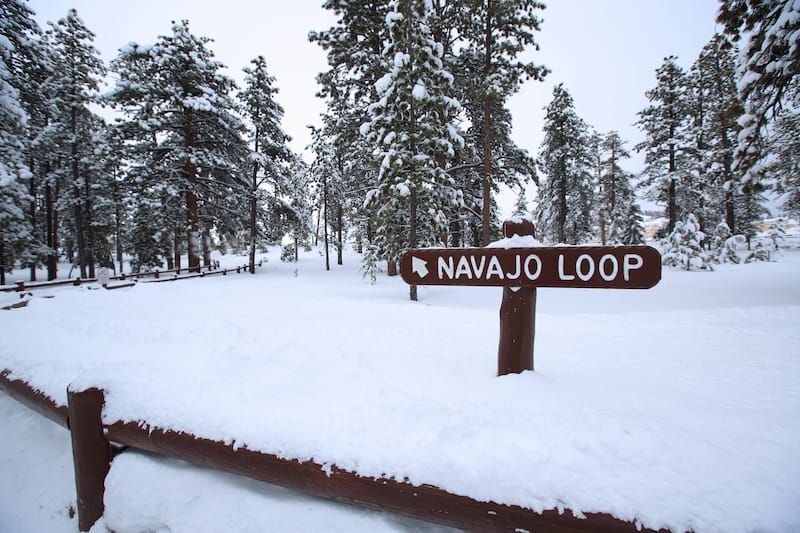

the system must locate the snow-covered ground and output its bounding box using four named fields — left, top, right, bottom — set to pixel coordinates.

left=1, top=245, right=799, bottom=533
